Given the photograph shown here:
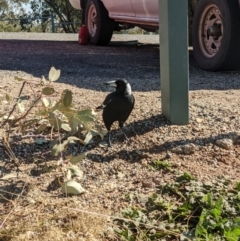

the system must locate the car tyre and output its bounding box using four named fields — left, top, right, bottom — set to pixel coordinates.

left=192, top=0, right=240, bottom=71
left=85, top=0, right=114, bottom=46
